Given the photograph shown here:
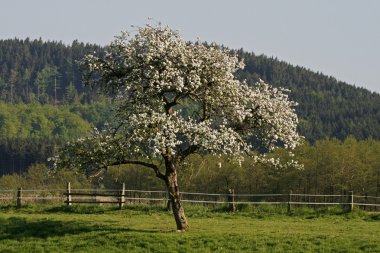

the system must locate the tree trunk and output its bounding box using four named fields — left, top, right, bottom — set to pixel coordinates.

left=164, top=161, right=188, bottom=231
